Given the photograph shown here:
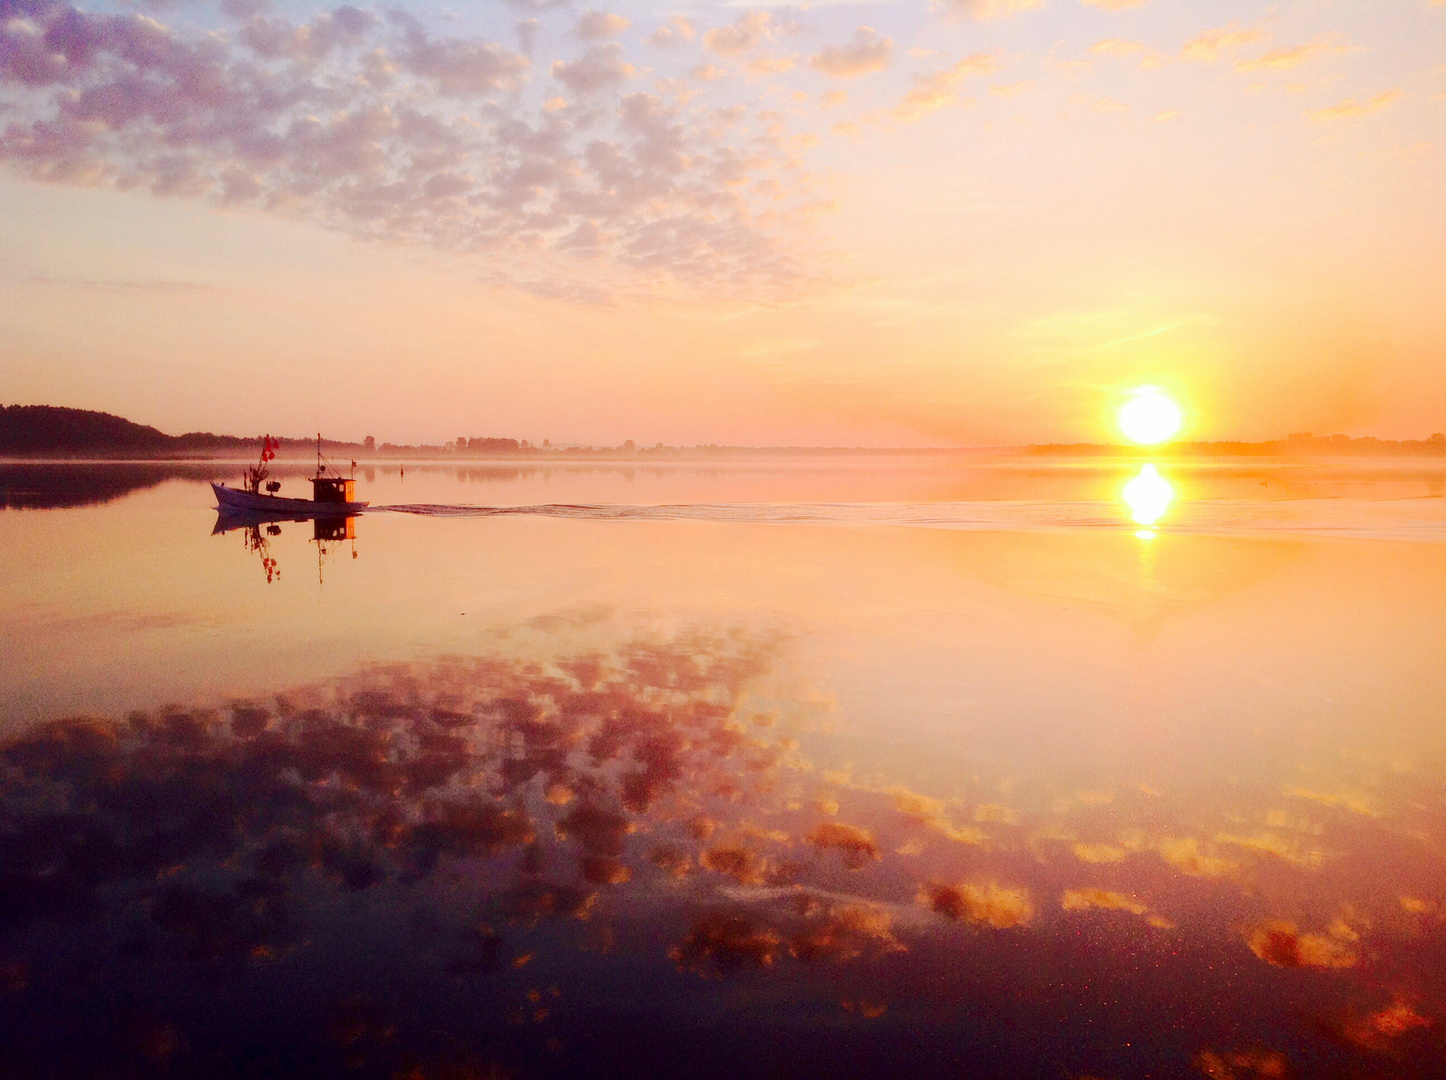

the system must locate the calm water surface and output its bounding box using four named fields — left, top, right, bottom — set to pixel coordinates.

left=1, top=458, right=1444, bottom=1078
